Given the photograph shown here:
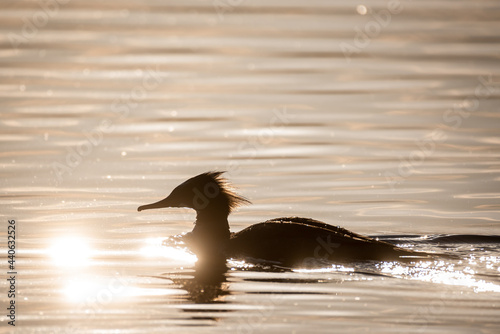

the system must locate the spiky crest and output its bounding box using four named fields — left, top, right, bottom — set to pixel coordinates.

left=203, top=171, right=250, bottom=212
